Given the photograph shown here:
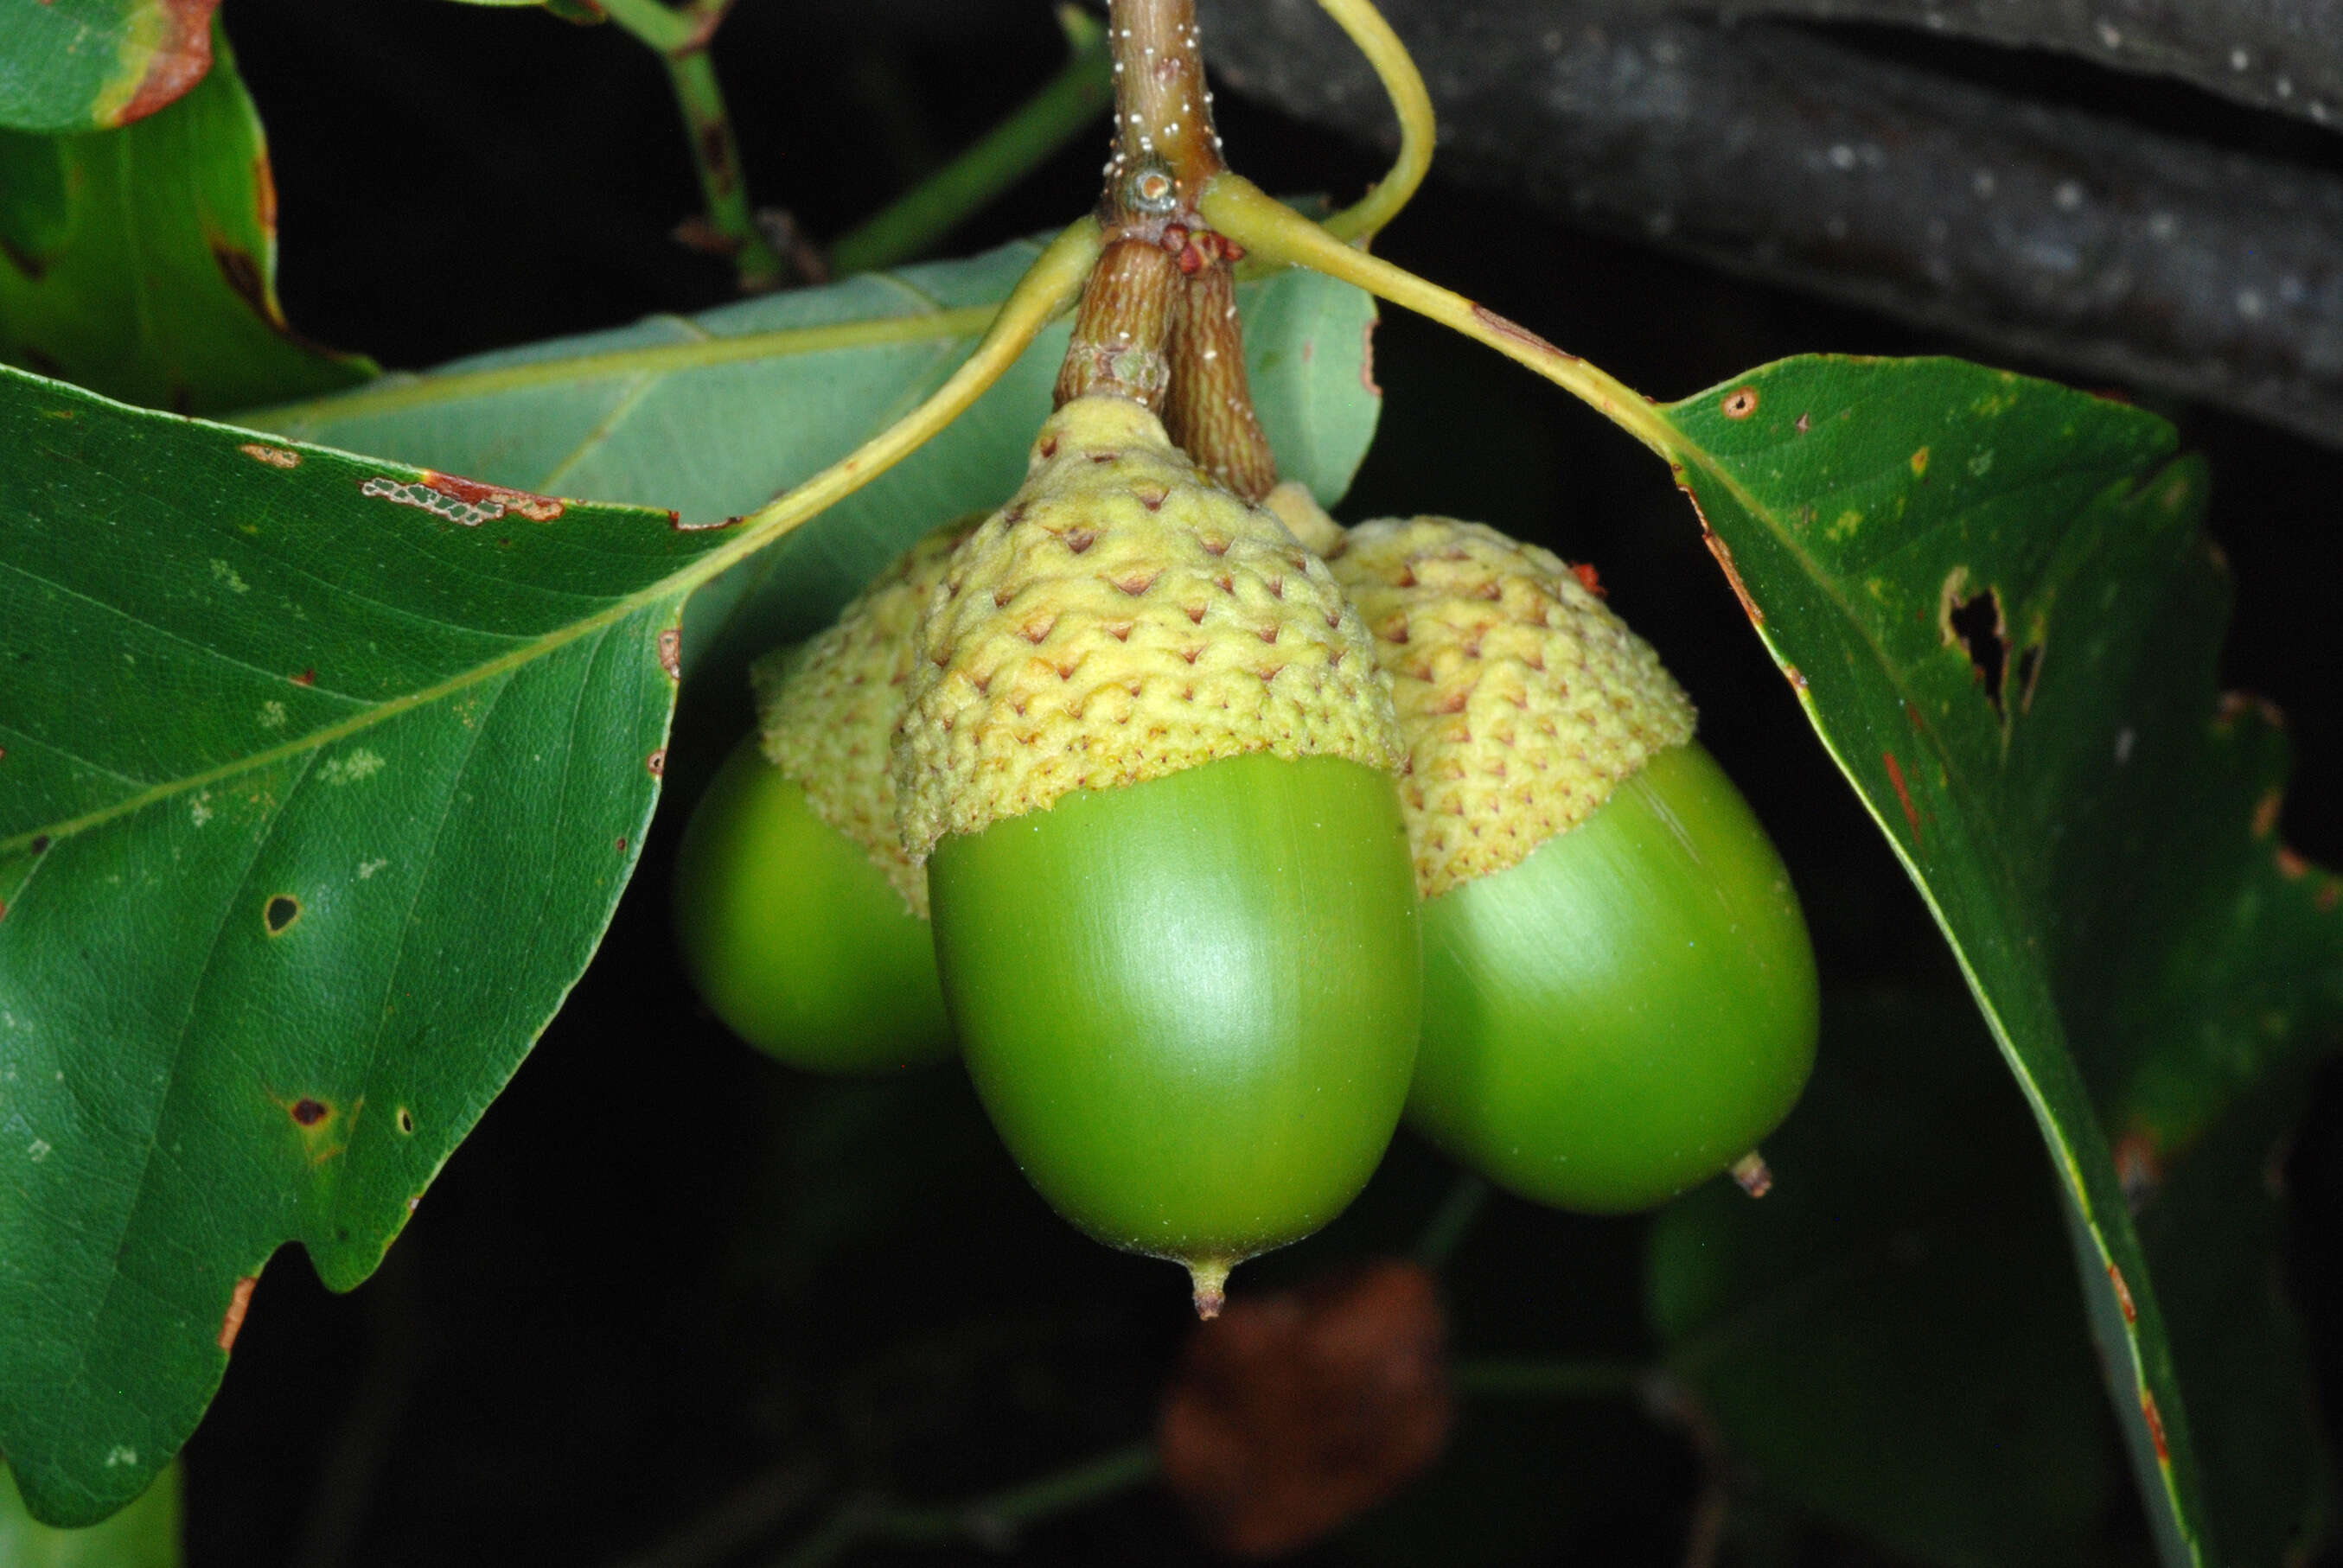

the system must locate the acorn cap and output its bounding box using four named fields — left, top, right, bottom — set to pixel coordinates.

left=895, top=395, right=1401, bottom=856
left=753, top=519, right=977, bottom=918
left=1326, top=517, right=1695, bottom=900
